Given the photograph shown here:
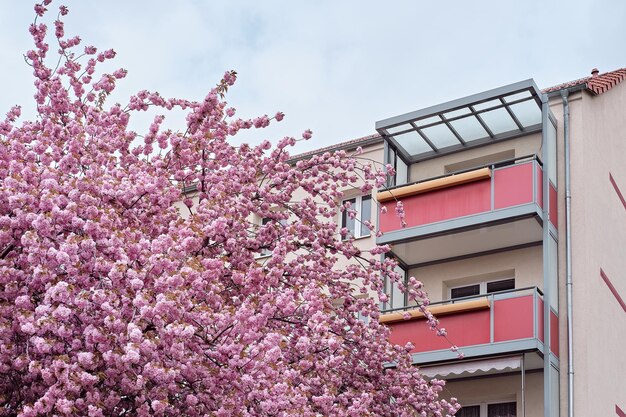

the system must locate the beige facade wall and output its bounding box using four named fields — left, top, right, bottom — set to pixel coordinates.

left=296, top=142, right=384, bottom=275
left=173, top=78, right=626, bottom=417
left=175, top=142, right=385, bottom=301
left=409, top=245, right=543, bottom=303
left=551, top=81, right=626, bottom=417
left=408, top=133, right=542, bottom=181
left=444, top=372, right=544, bottom=417
left=338, top=143, right=384, bottom=257
left=260, top=142, right=385, bottom=299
